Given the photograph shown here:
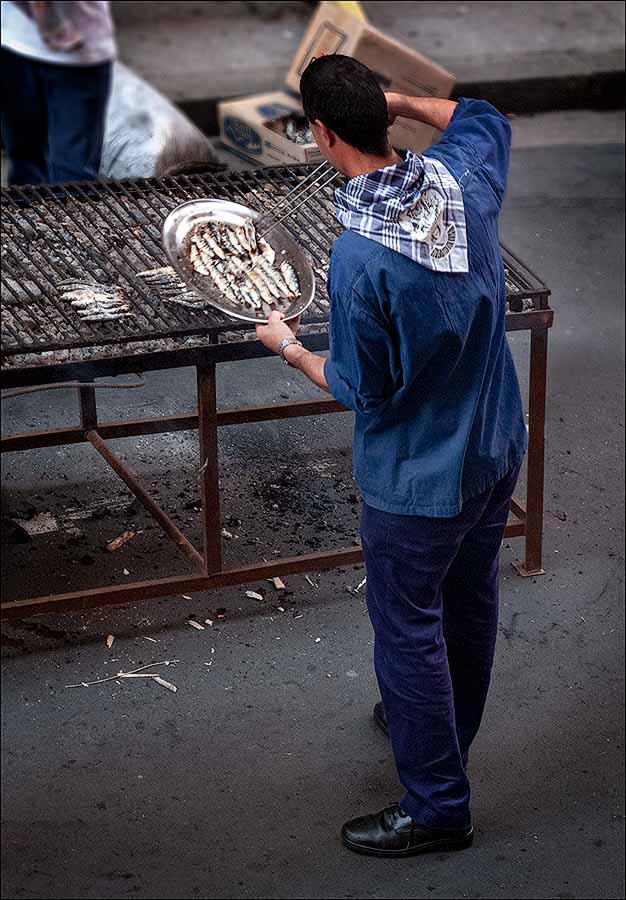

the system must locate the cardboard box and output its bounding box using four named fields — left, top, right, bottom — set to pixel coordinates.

left=218, top=91, right=324, bottom=167
left=332, top=0, right=367, bottom=21
left=285, top=1, right=455, bottom=152
left=217, top=1, right=455, bottom=165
